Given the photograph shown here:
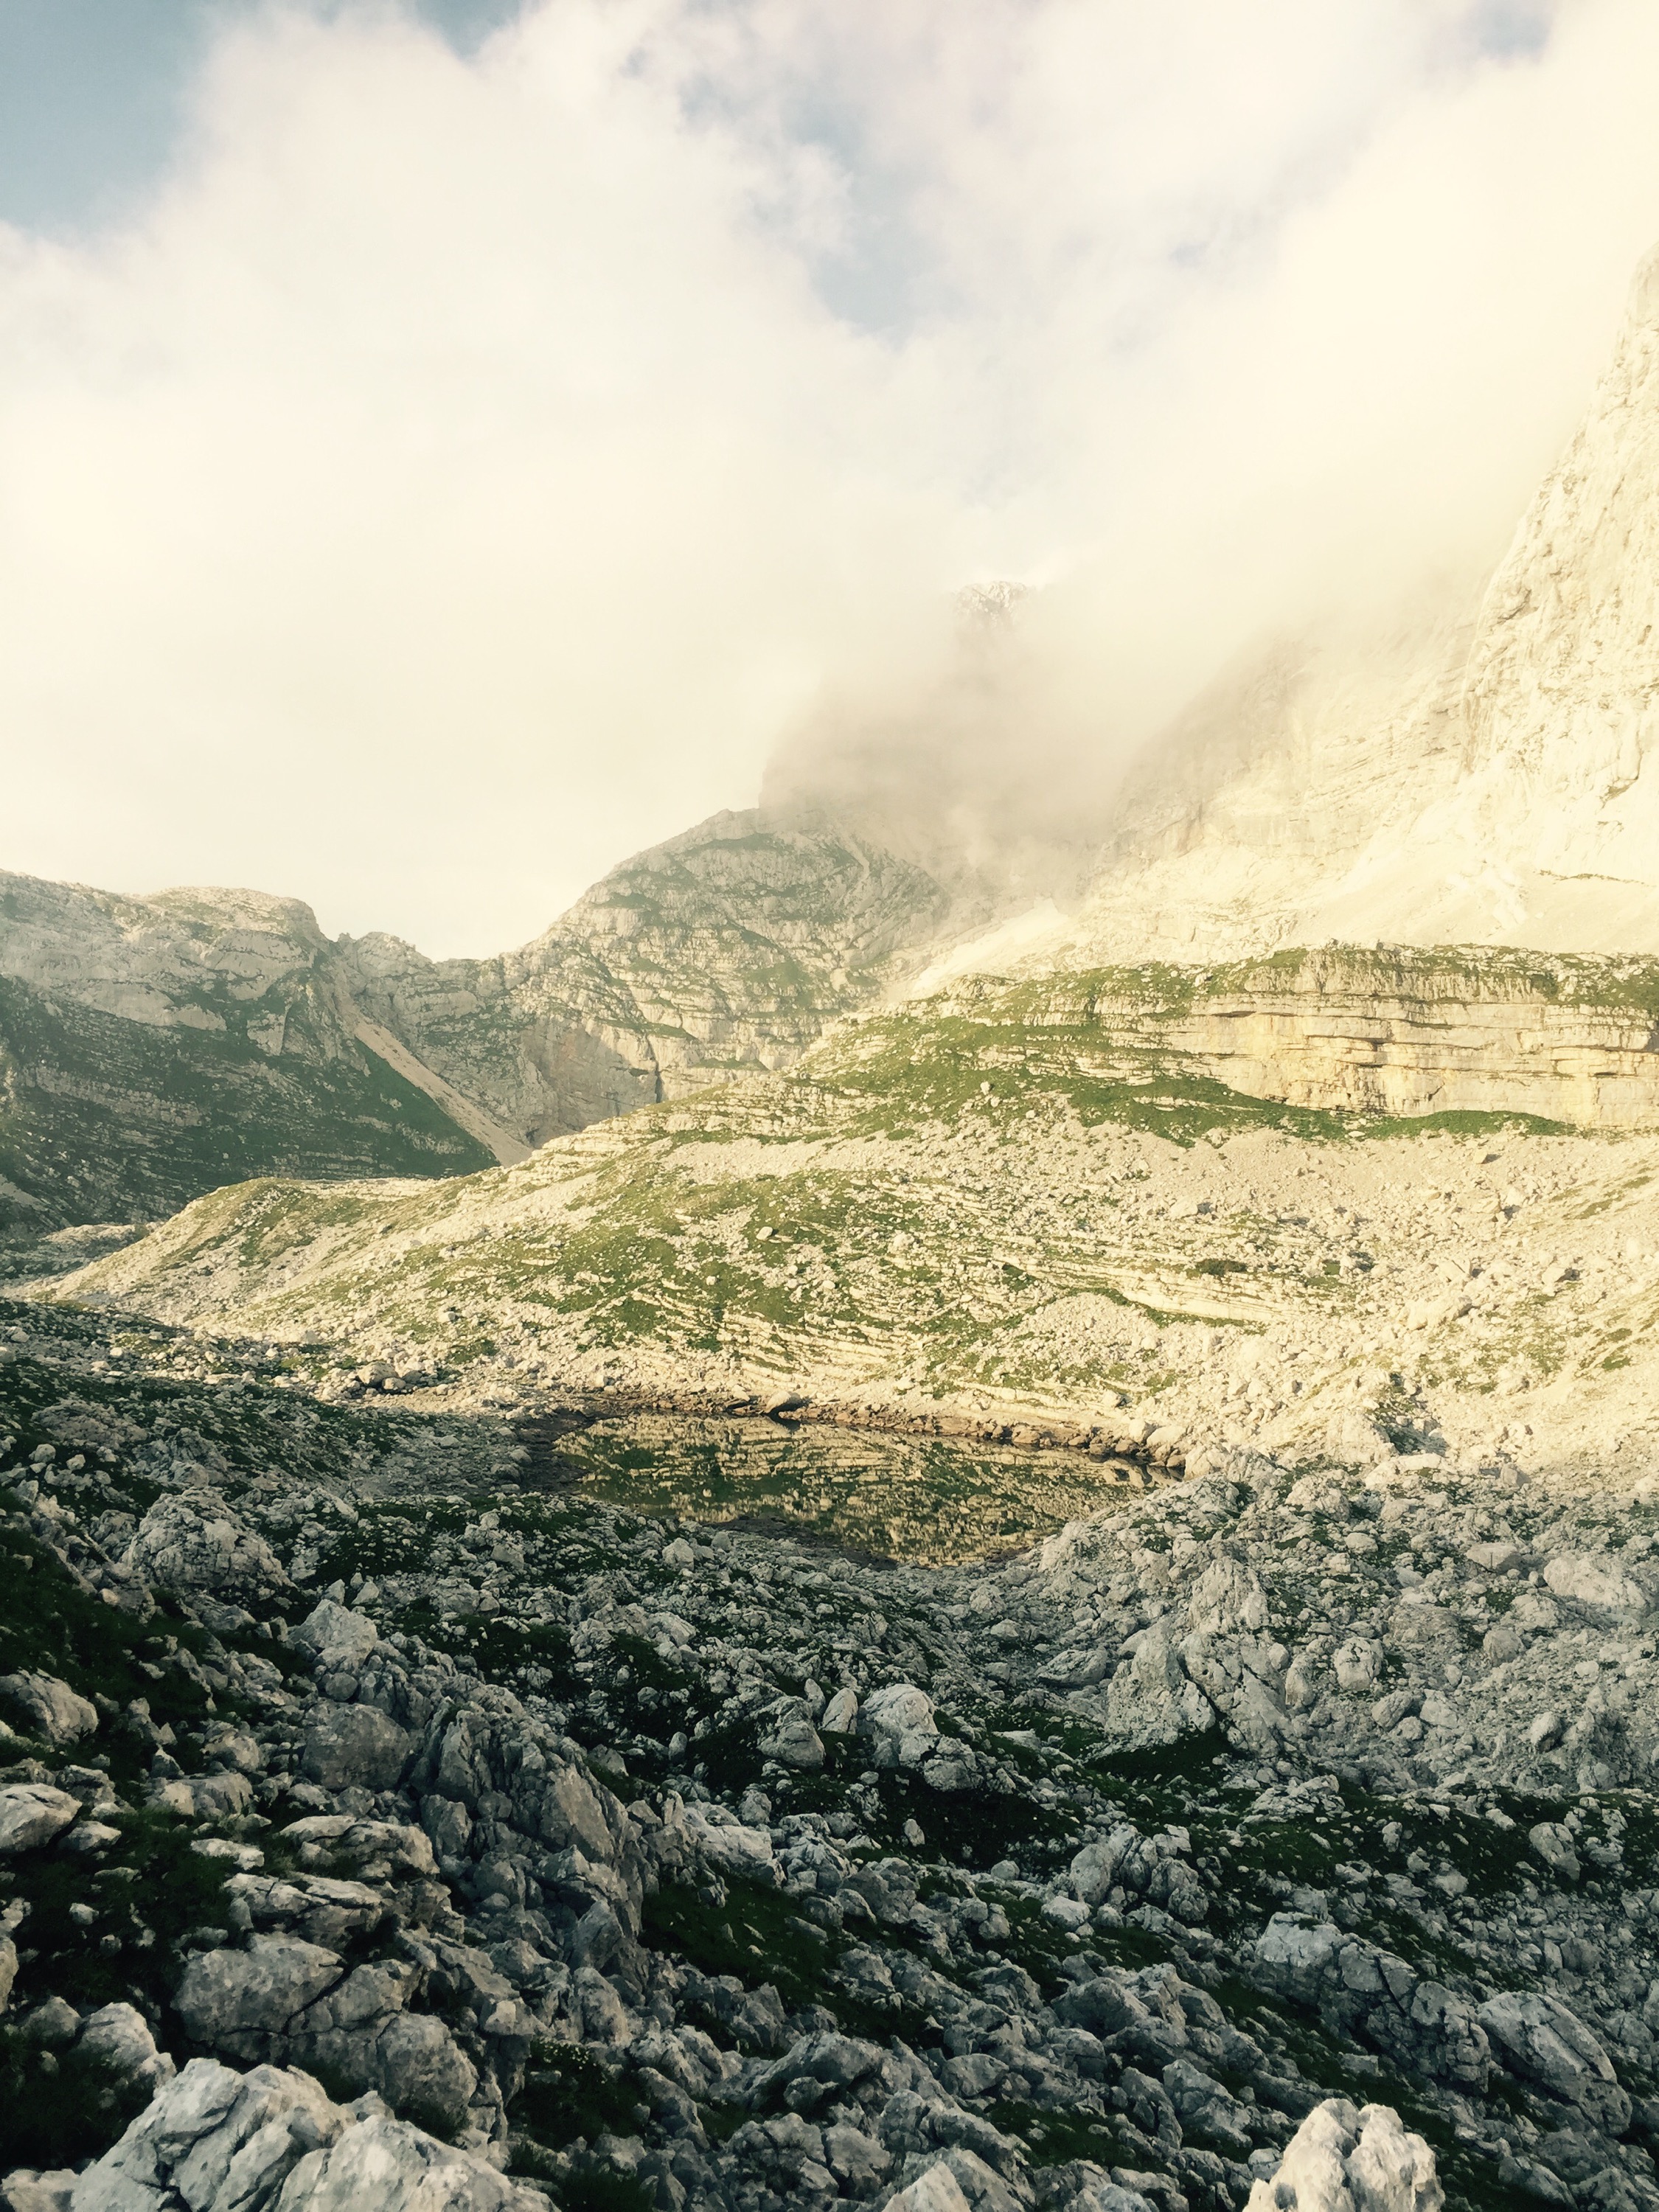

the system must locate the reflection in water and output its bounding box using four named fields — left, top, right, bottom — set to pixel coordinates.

left=553, top=1415, right=1148, bottom=1565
